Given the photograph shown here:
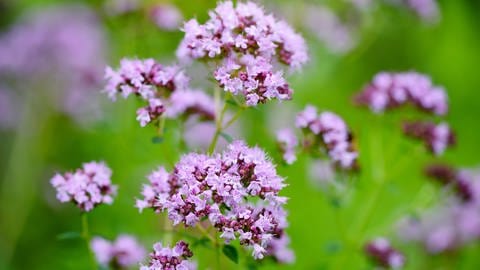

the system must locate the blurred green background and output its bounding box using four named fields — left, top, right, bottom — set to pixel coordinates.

left=1, top=0, right=480, bottom=269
